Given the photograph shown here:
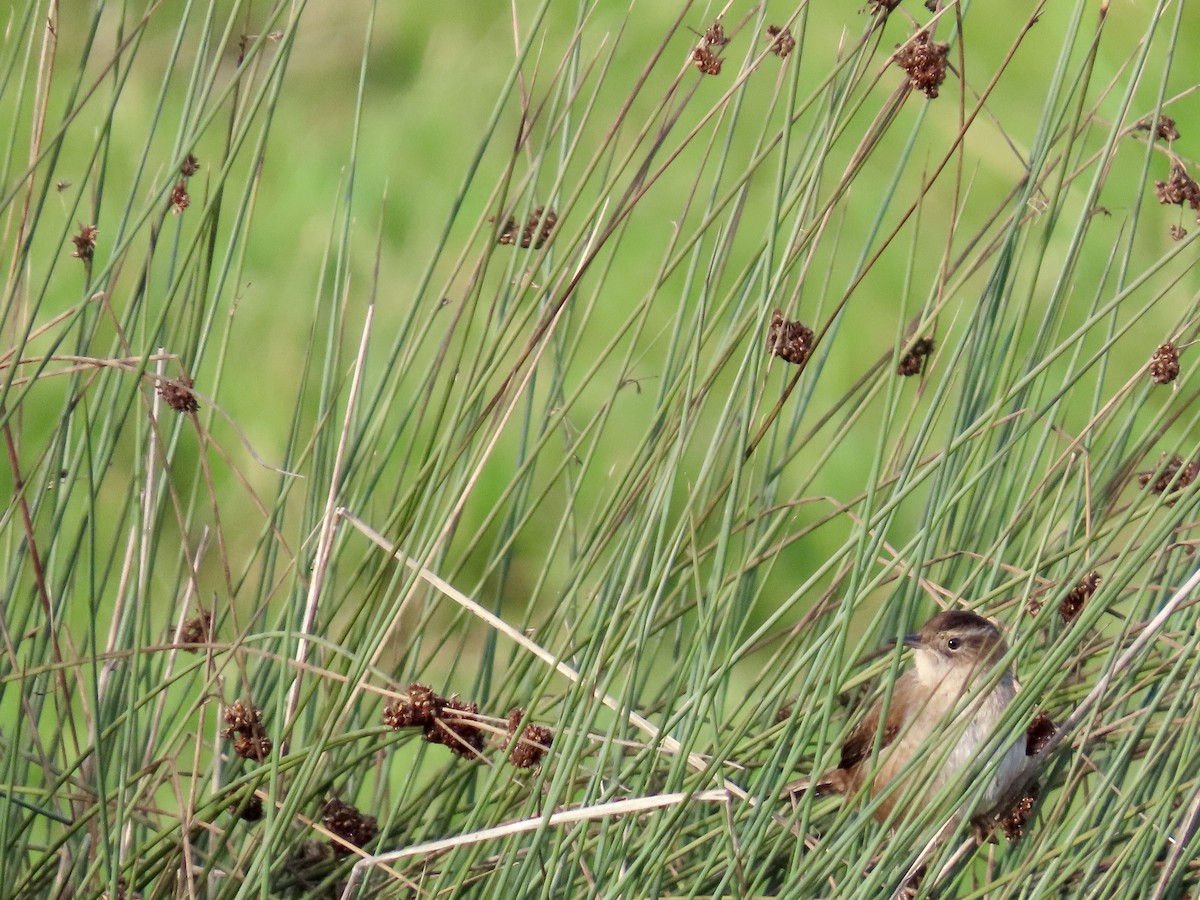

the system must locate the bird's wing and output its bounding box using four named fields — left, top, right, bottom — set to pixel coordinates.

left=837, top=673, right=913, bottom=771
